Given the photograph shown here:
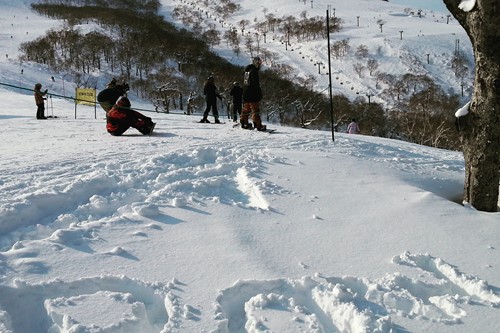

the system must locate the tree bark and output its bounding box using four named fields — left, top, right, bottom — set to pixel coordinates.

left=443, top=0, right=500, bottom=212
